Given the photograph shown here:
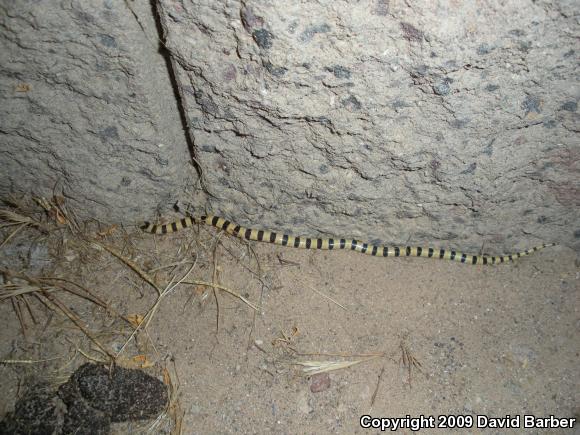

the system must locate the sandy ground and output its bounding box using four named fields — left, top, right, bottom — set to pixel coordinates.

left=0, top=217, right=578, bottom=434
